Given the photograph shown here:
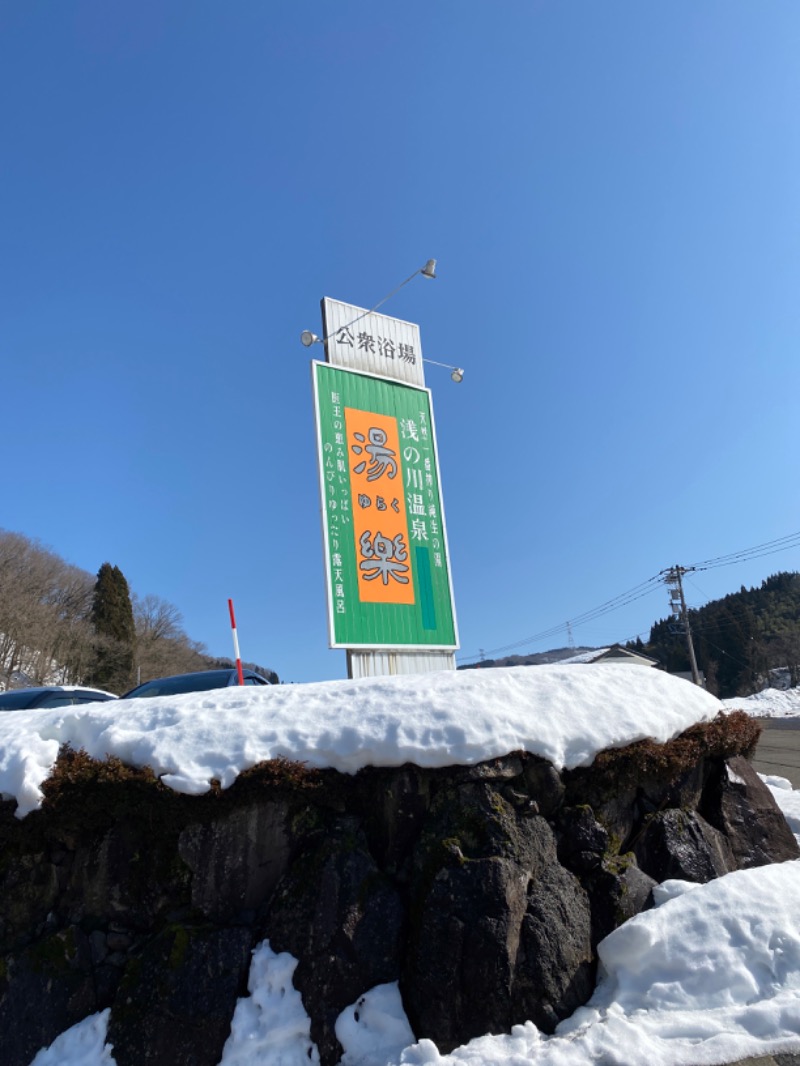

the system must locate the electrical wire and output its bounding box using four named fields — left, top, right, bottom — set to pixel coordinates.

left=690, top=530, right=800, bottom=572
left=458, top=530, right=800, bottom=666
left=457, top=576, right=663, bottom=663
